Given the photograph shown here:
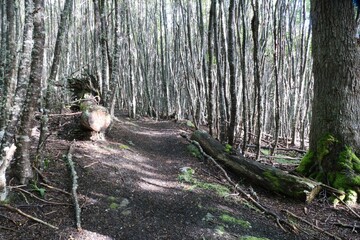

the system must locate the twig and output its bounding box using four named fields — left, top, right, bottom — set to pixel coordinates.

left=40, top=182, right=71, bottom=196
left=335, top=220, right=359, bottom=232
left=66, top=140, right=82, bottom=231
left=184, top=135, right=298, bottom=233
left=13, top=187, right=71, bottom=206
left=1, top=204, right=58, bottom=230
left=283, top=209, right=342, bottom=240
left=332, top=193, right=360, bottom=220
